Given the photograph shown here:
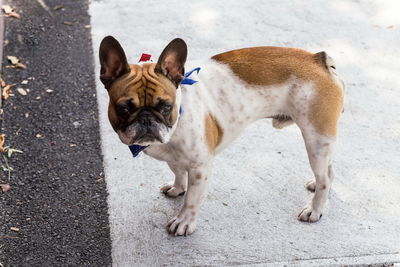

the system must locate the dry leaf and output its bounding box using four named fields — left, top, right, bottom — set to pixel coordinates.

left=222, top=202, right=228, bottom=206
left=2, top=84, right=15, bottom=100
left=15, top=63, right=27, bottom=69
left=0, top=134, right=6, bottom=152
left=21, top=80, right=28, bottom=85
left=7, top=56, right=19, bottom=64
left=7, top=148, right=23, bottom=158
left=2, top=4, right=20, bottom=18
left=36, top=134, right=43, bottom=138
left=1, top=184, right=10, bottom=192
left=10, top=227, right=20, bottom=232
left=53, top=5, right=64, bottom=10
left=69, top=144, right=77, bottom=147
left=35, top=96, right=41, bottom=100
left=17, top=88, right=27, bottom=96
left=0, top=76, right=6, bottom=87
left=25, top=112, right=29, bottom=118
left=8, top=11, right=20, bottom=19
left=2, top=5, right=13, bottom=14
left=45, top=89, right=53, bottom=93
left=84, top=25, right=91, bottom=29
left=63, top=21, right=73, bottom=26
